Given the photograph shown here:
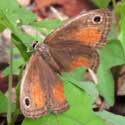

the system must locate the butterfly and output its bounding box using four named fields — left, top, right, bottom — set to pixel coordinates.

left=20, top=9, right=112, bottom=118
